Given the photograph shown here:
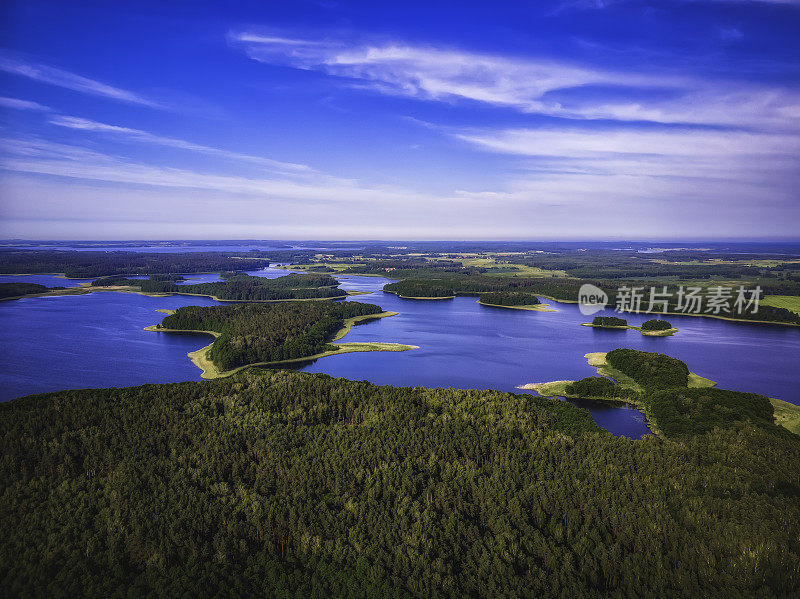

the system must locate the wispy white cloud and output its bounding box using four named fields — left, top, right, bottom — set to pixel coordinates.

left=232, top=33, right=800, bottom=130
left=0, top=96, right=50, bottom=111
left=0, top=53, right=165, bottom=109
left=0, top=135, right=429, bottom=204
left=48, top=116, right=314, bottom=176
